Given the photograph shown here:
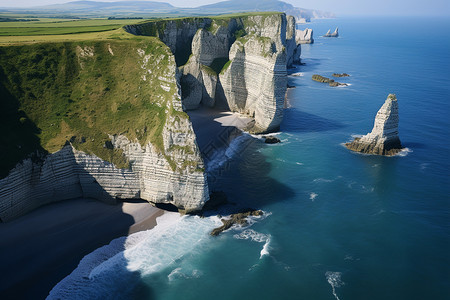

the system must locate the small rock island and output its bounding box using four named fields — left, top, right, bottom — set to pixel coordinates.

left=346, top=94, right=403, bottom=156
left=332, top=73, right=350, bottom=77
left=312, top=74, right=348, bottom=87
left=324, top=27, right=339, bottom=37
